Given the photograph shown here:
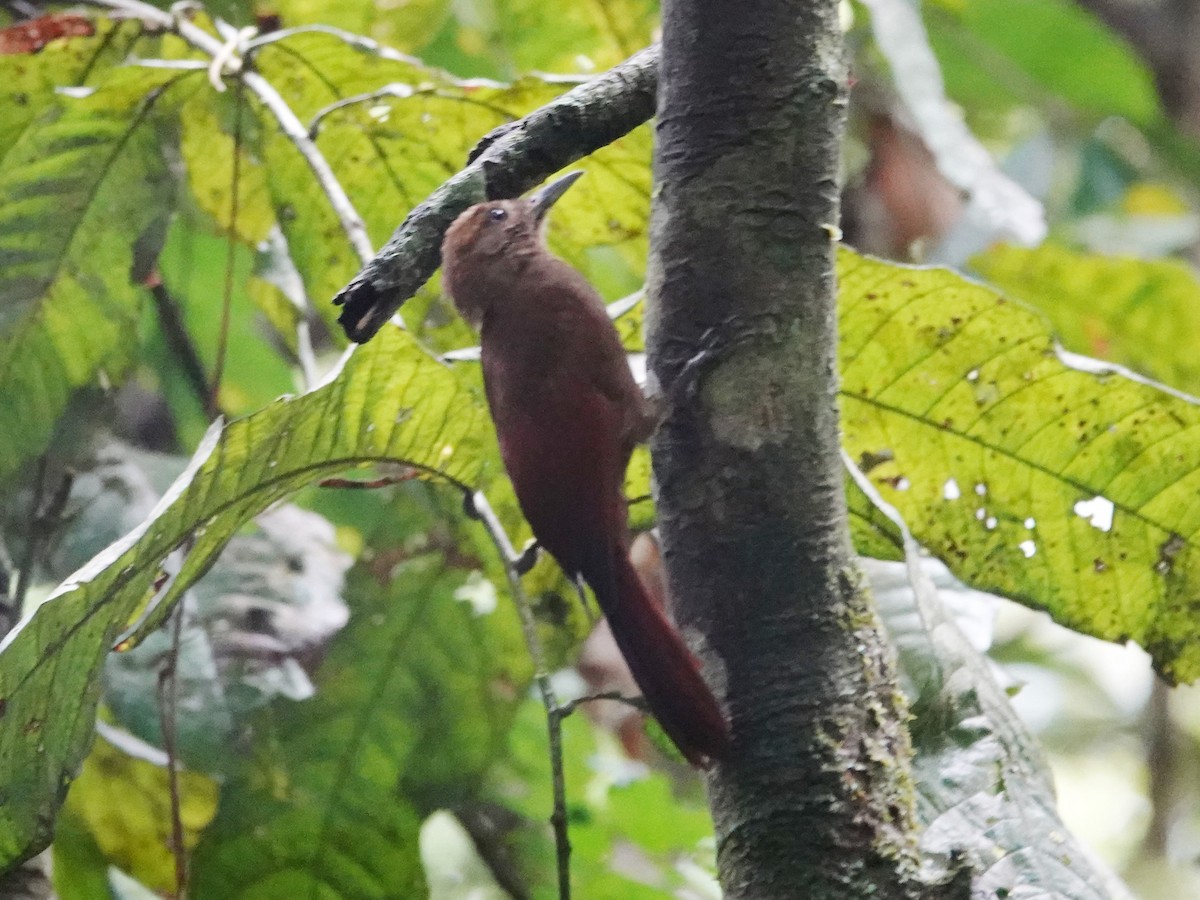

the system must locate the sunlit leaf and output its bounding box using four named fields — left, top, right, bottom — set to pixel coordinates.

left=179, top=90, right=276, bottom=244
left=839, top=249, right=1200, bottom=682
left=0, top=64, right=186, bottom=480
left=0, top=328, right=488, bottom=867
left=62, top=731, right=217, bottom=893
left=973, top=242, right=1200, bottom=394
